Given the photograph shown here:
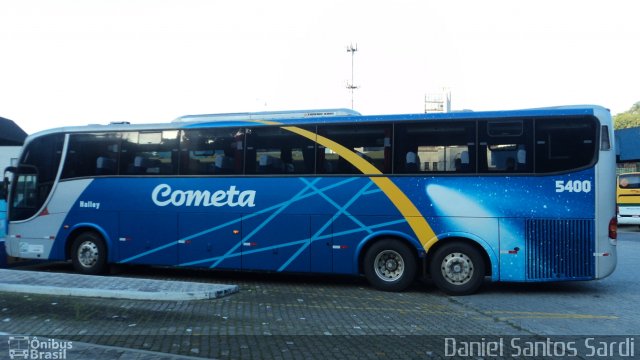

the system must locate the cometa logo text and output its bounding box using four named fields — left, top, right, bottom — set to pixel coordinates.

left=151, top=184, right=256, bottom=208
